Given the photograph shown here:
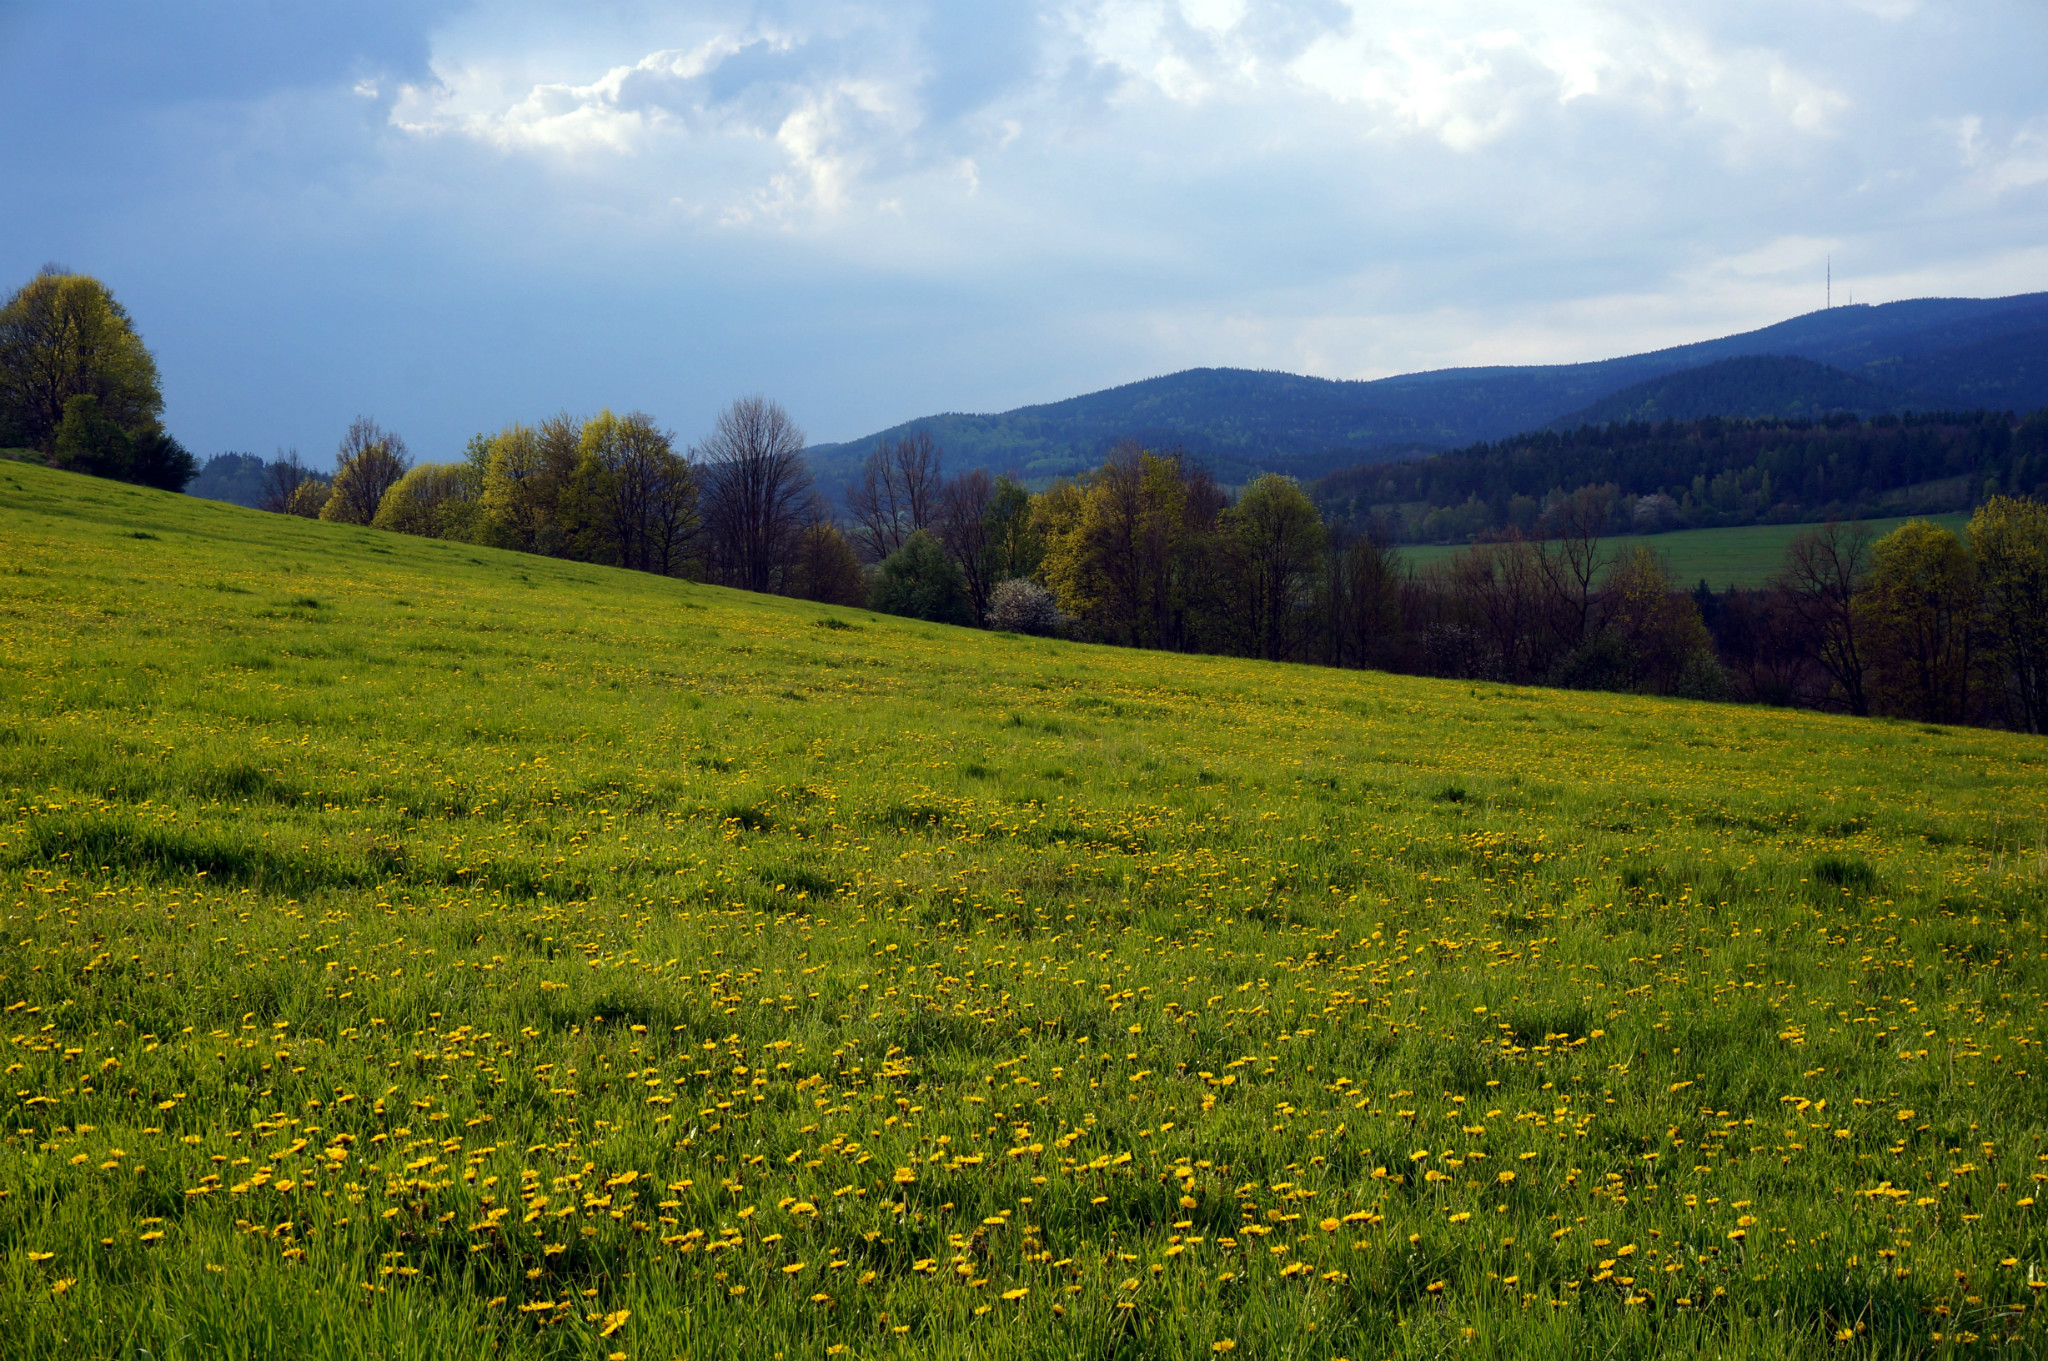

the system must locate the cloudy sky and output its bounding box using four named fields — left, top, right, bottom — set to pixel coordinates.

left=3, top=1, right=2044, bottom=465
